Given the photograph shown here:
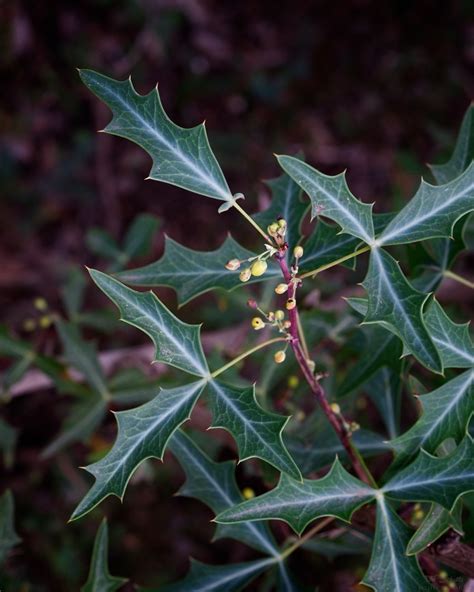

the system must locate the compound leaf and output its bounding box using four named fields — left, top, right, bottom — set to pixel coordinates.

left=169, top=430, right=279, bottom=556
left=362, top=497, right=434, bottom=592
left=89, top=269, right=208, bottom=377
left=216, top=458, right=376, bottom=535
left=277, top=155, right=374, bottom=243
left=378, top=163, right=474, bottom=246
left=81, top=519, right=127, bottom=592
left=79, top=70, right=234, bottom=206
left=384, top=436, right=474, bottom=510
left=390, top=369, right=474, bottom=458
left=362, top=248, right=441, bottom=373
left=71, top=380, right=205, bottom=520
left=0, top=490, right=21, bottom=565
left=116, top=235, right=279, bottom=306
left=207, top=380, right=301, bottom=481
